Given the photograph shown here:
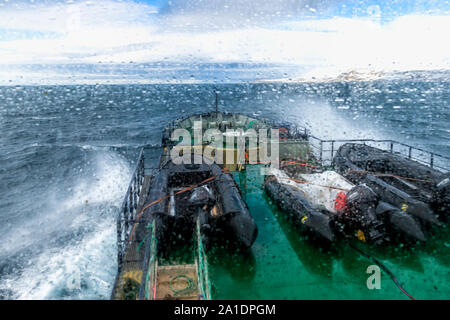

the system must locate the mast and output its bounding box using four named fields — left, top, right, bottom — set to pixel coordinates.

left=215, top=91, right=219, bottom=115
